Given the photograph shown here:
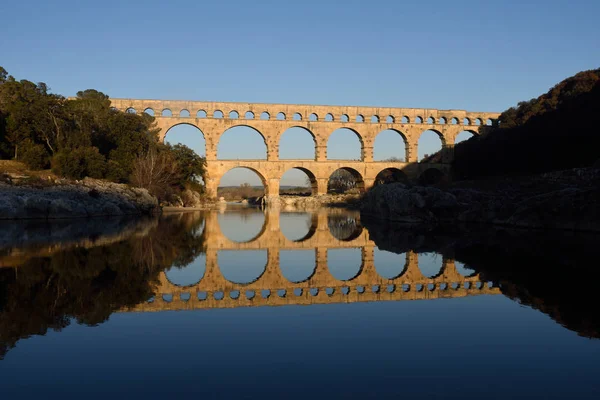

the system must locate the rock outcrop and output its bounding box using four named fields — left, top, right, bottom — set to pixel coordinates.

left=0, top=178, right=159, bottom=220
